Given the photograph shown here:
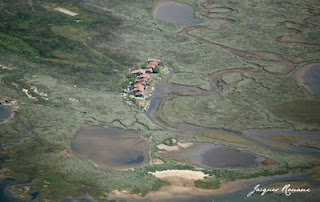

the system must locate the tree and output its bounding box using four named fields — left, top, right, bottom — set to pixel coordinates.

left=153, top=67, right=160, bottom=73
